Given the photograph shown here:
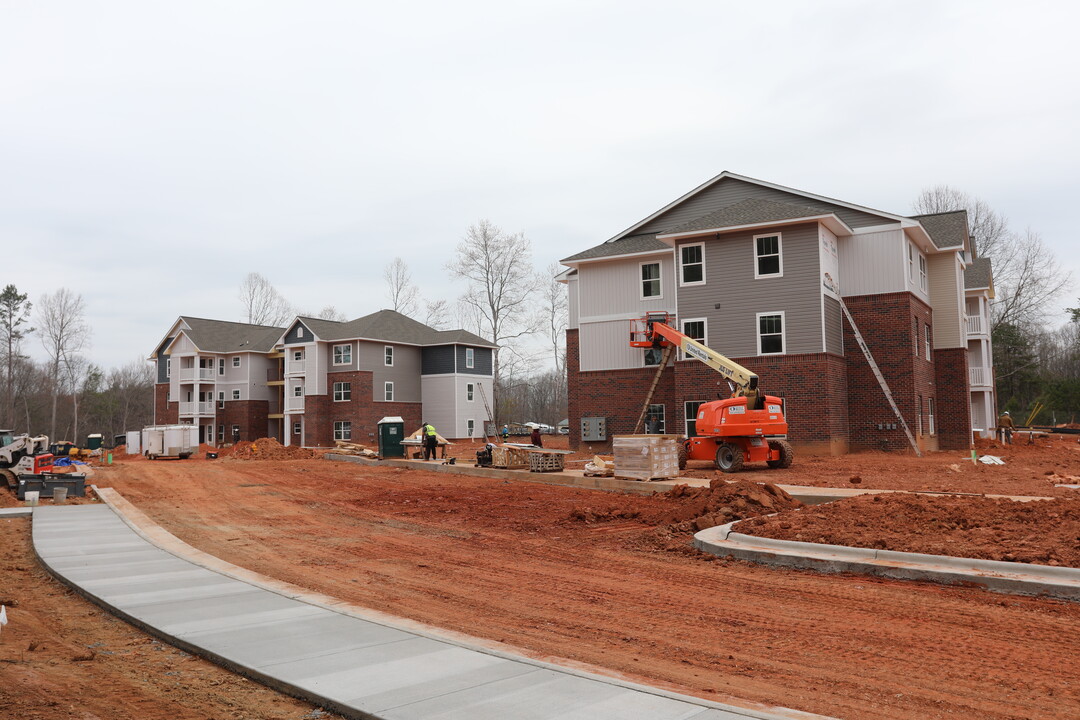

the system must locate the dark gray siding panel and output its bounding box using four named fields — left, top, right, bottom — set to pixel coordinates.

left=156, top=337, right=174, bottom=383
left=422, top=346, right=456, bottom=375
left=676, top=222, right=823, bottom=357
left=283, top=321, right=312, bottom=345
left=639, top=177, right=894, bottom=234
left=824, top=295, right=844, bottom=354
left=457, top=346, right=493, bottom=376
